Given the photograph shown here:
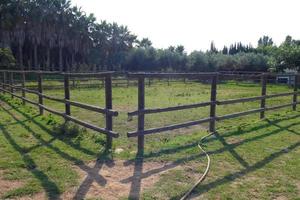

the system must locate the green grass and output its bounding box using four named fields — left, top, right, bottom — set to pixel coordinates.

left=0, top=80, right=299, bottom=199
